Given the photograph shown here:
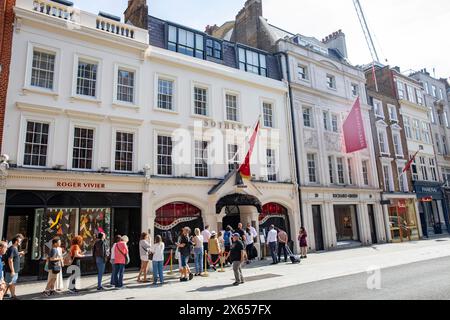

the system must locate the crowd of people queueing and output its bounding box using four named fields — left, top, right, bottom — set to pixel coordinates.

left=0, top=225, right=308, bottom=299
